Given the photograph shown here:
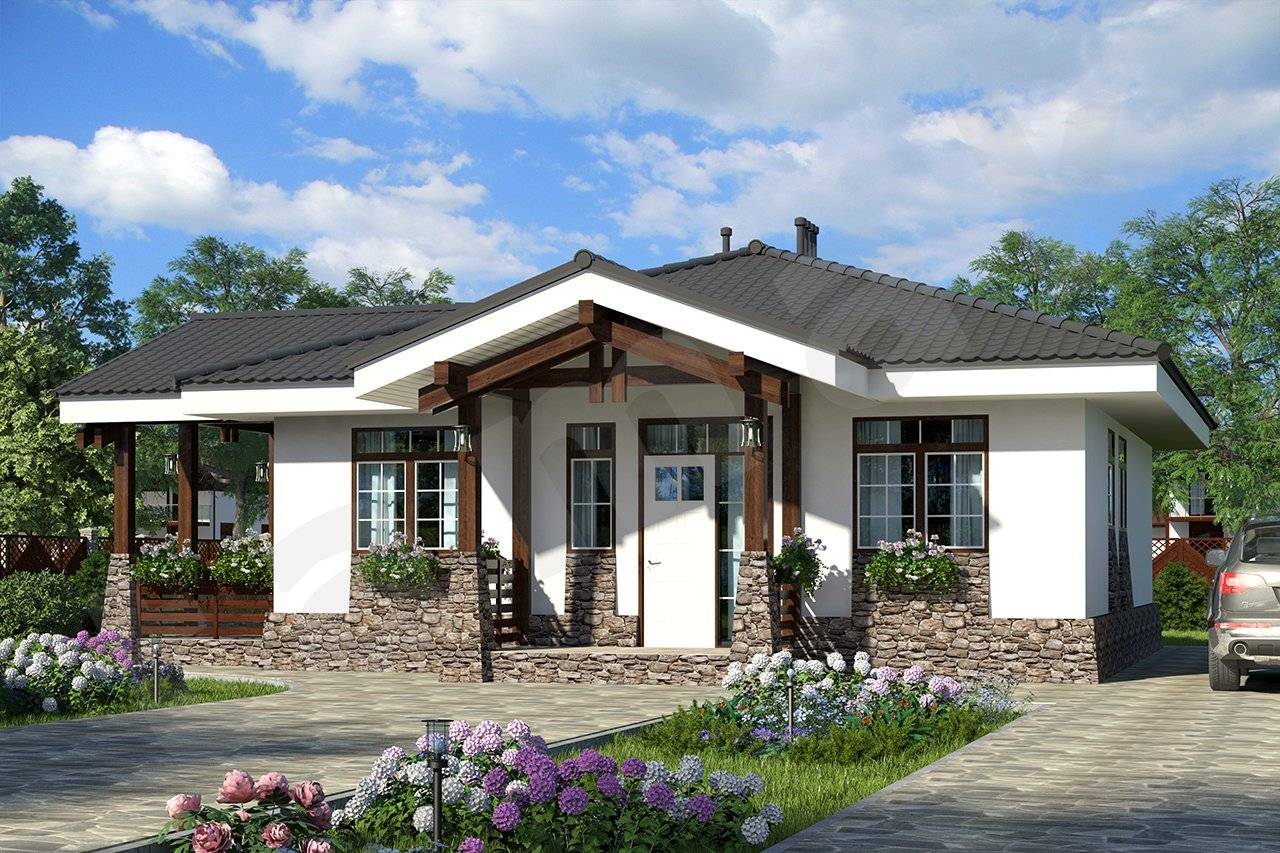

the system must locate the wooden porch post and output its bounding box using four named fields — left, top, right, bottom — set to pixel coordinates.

left=782, top=389, right=801, bottom=537
left=457, top=397, right=482, bottom=552
left=744, top=394, right=767, bottom=551
left=510, top=391, right=531, bottom=635
left=112, top=424, right=136, bottom=554
left=176, top=422, right=199, bottom=544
